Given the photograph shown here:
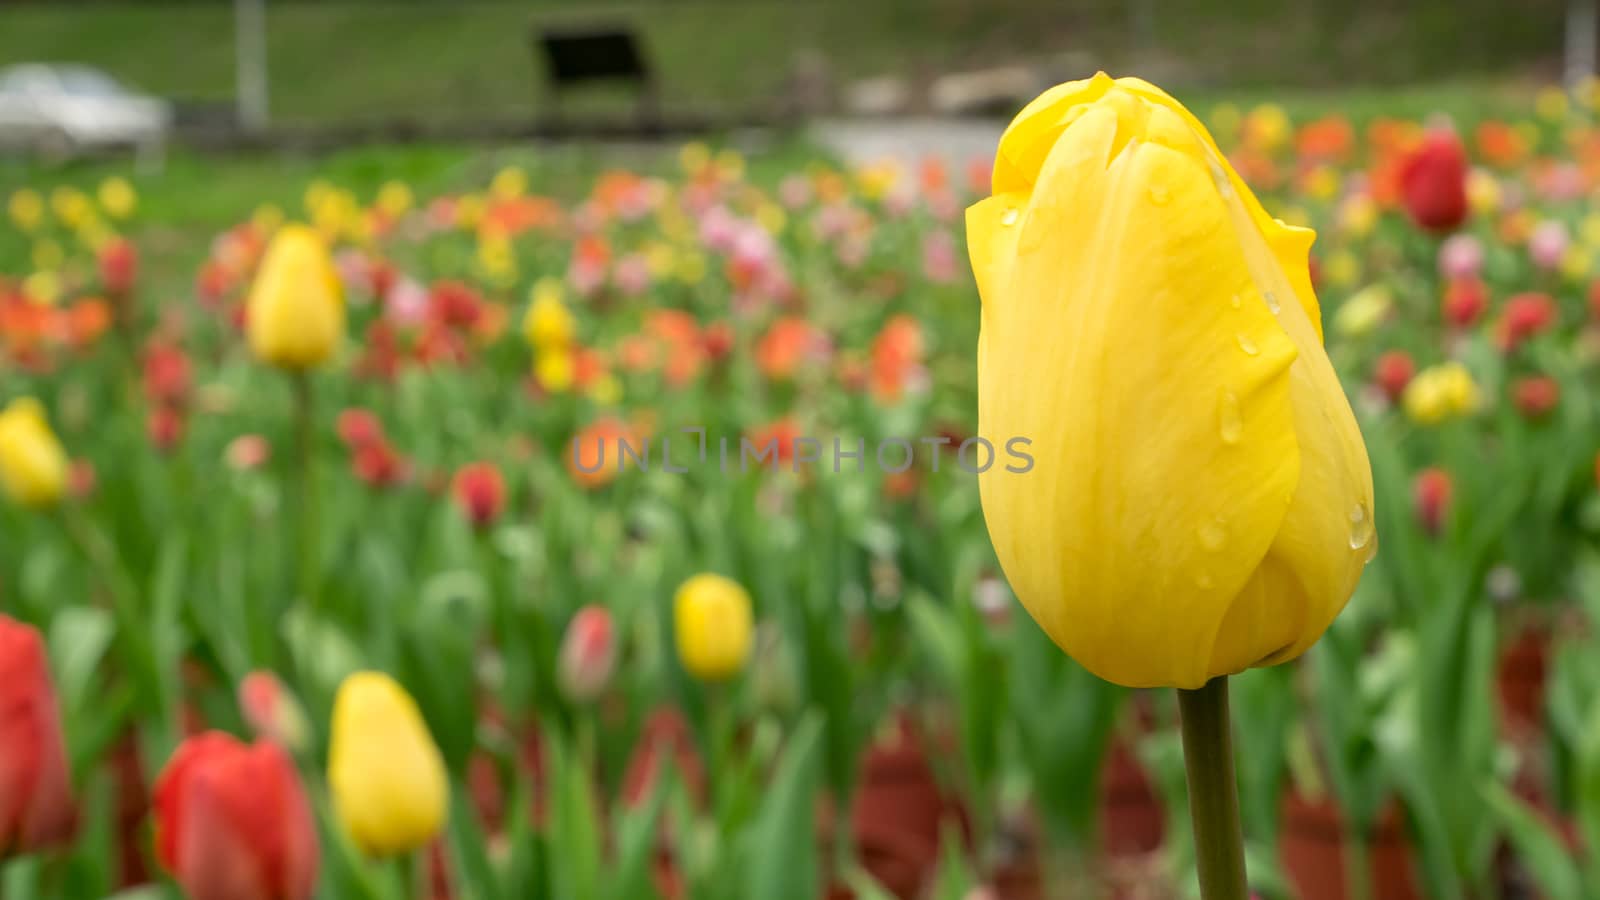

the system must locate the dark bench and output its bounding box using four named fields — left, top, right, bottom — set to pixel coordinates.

left=532, top=24, right=659, bottom=124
